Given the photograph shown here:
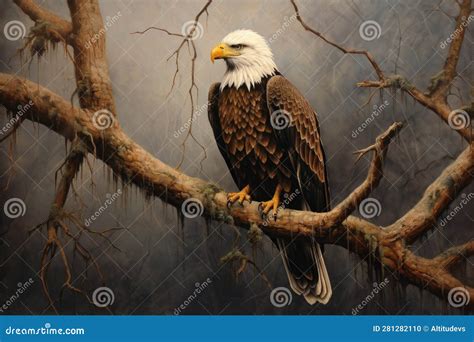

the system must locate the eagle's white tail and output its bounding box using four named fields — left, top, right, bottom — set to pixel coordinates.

left=277, top=239, right=332, bottom=305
